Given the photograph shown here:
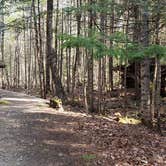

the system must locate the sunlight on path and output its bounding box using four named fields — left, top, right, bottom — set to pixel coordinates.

left=1, top=97, right=47, bottom=102
left=0, top=89, right=89, bottom=166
